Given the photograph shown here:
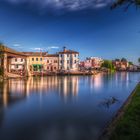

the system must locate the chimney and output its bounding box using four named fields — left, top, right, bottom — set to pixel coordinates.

left=63, top=46, right=66, bottom=52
